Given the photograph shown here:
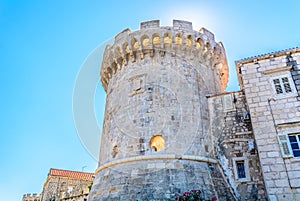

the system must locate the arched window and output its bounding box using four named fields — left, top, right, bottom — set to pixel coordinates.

left=141, top=35, right=150, bottom=48
left=164, top=33, right=172, bottom=45
left=152, top=33, right=161, bottom=46
left=175, top=33, right=182, bottom=45
left=150, top=135, right=165, bottom=152
left=186, top=35, right=193, bottom=48
left=196, top=38, right=204, bottom=50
